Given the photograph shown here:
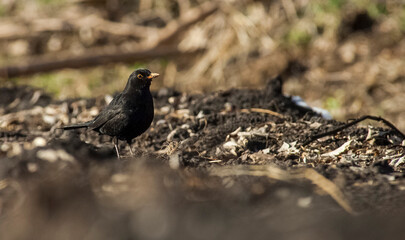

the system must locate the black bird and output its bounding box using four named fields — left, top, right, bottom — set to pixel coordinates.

left=62, top=69, right=159, bottom=158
